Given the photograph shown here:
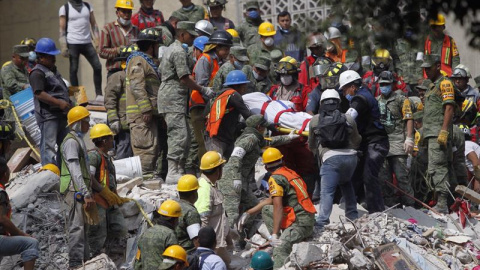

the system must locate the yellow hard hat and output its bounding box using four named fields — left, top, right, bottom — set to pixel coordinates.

left=158, top=199, right=182, bottom=217
left=429, top=13, right=445, bottom=26
left=226, top=29, right=239, bottom=38
left=67, top=106, right=90, bottom=126
left=177, top=174, right=199, bottom=192
left=162, top=245, right=189, bottom=266
left=258, top=22, right=276, bottom=37
left=276, top=56, right=300, bottom=74
left=90, top=123, right=114, bottom=139
left=115, top=0, right=134, bottom=10
left=40, top=163, right=60, bottom=176
left=262, top=147, right=283, bottom=164
left=200, top=151, right=226, bottom=170
left=374, top=48, right=391, bottom=59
